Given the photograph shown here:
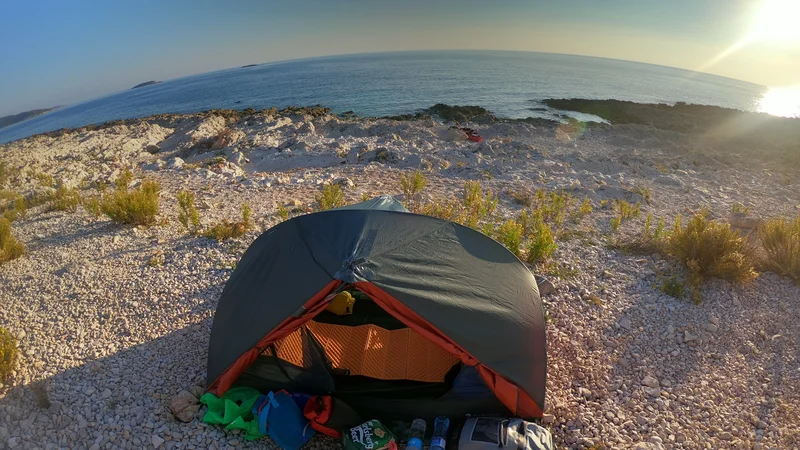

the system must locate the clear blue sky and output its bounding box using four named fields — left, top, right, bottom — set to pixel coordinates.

left=1, top=0, right=798, bottom=116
